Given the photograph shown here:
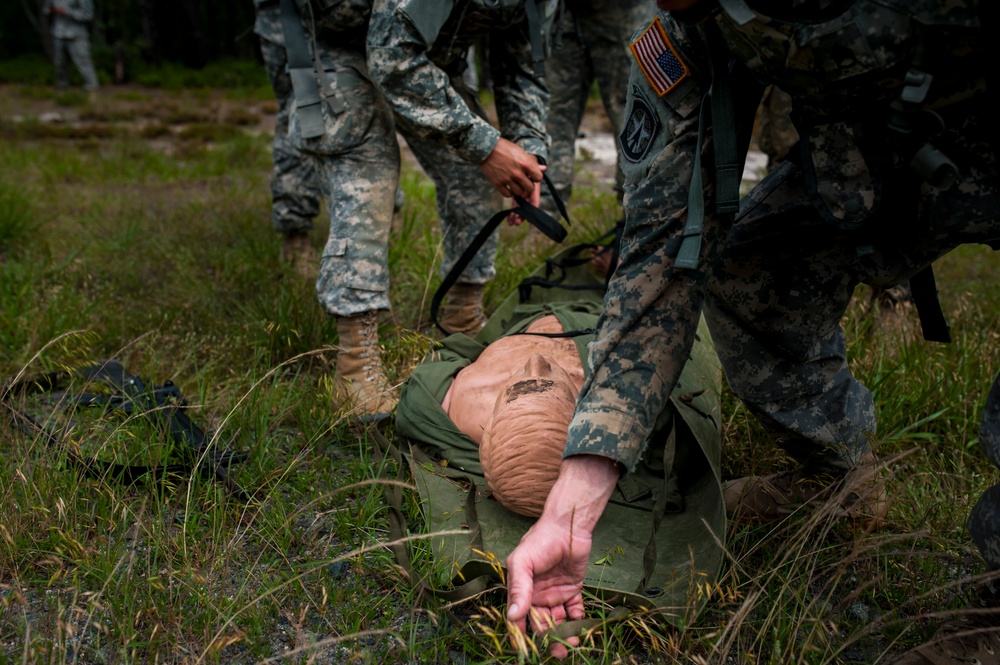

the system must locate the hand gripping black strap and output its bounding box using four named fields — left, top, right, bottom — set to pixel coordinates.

left=430, top=173, right=571, bottom=336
